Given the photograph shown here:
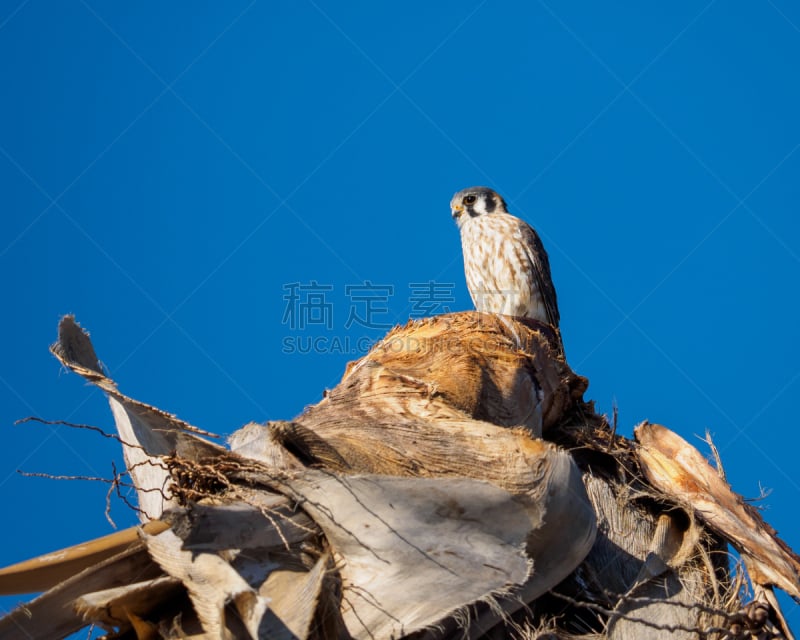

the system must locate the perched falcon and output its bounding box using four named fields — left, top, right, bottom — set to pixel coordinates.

left=451, top=186, right=560, bottom=329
